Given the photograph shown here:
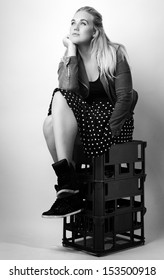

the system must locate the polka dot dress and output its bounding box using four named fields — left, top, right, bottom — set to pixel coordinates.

left=48, top=79, right=134, bottom=158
